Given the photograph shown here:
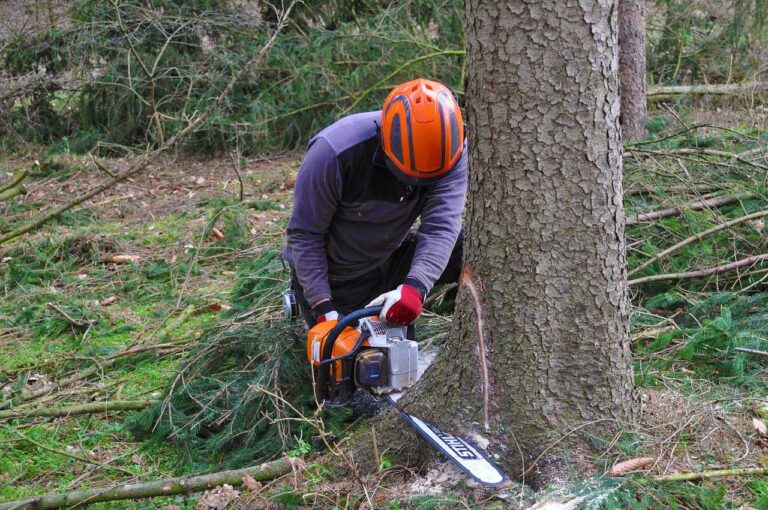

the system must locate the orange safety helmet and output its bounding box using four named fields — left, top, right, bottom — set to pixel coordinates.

left=380, top=78, right=464, bottom=185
